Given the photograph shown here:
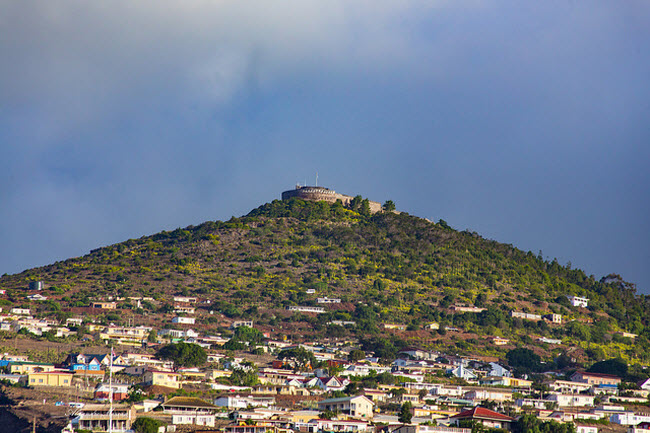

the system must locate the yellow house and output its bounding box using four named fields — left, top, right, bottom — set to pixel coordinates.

left=28, top=371, right=74, bottom=387
left=142, top=369, right=181, bottom=389
left=10, top=362, right=56, bottom=374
